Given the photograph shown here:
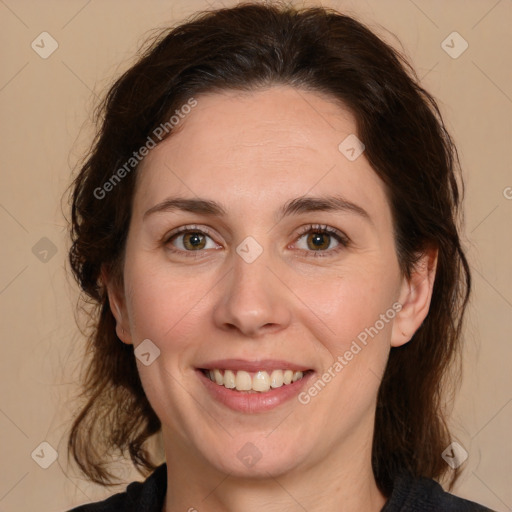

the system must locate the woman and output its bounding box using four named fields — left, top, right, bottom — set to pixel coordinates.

left=66, top=3, right=494, bottom=511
